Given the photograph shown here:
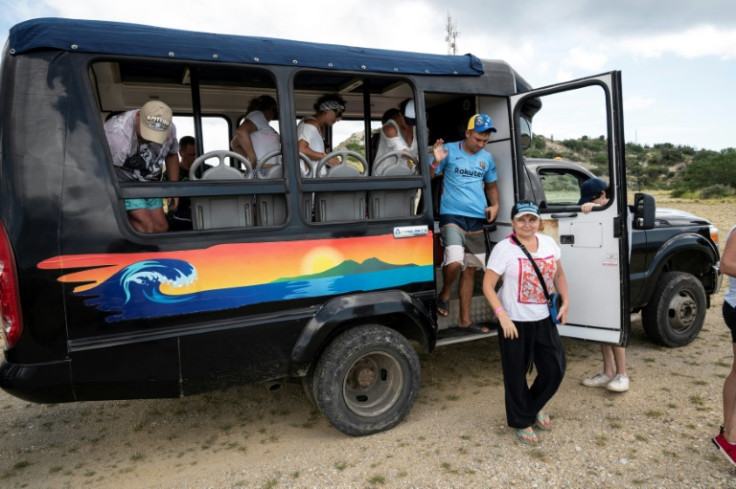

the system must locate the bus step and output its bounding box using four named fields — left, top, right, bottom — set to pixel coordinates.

left=436, top=324, right=497, bottom=347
